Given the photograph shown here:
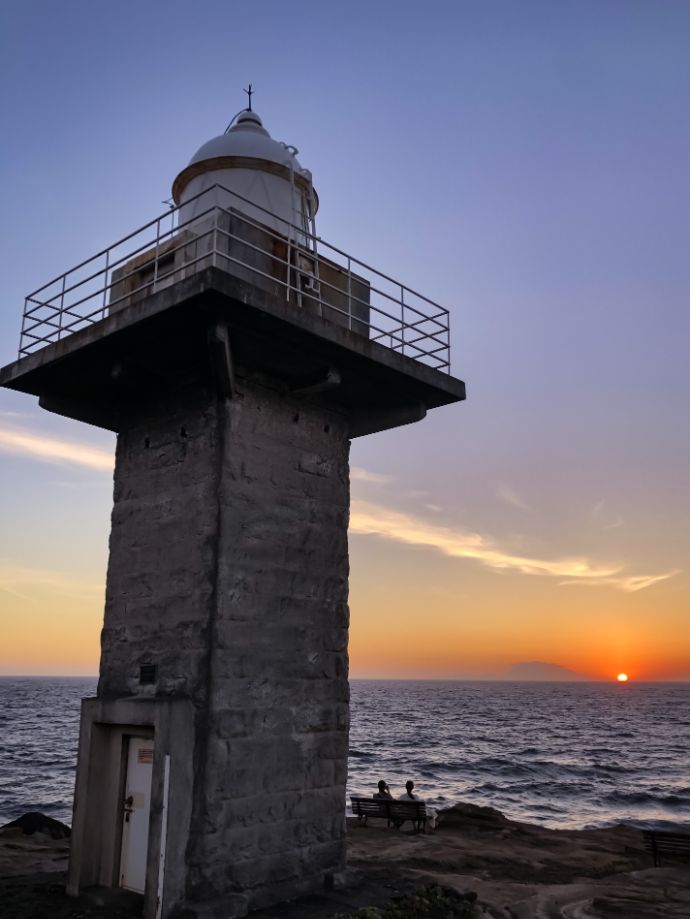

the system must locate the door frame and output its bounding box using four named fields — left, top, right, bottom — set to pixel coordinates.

left=68, top=697, right=194, bottom=919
